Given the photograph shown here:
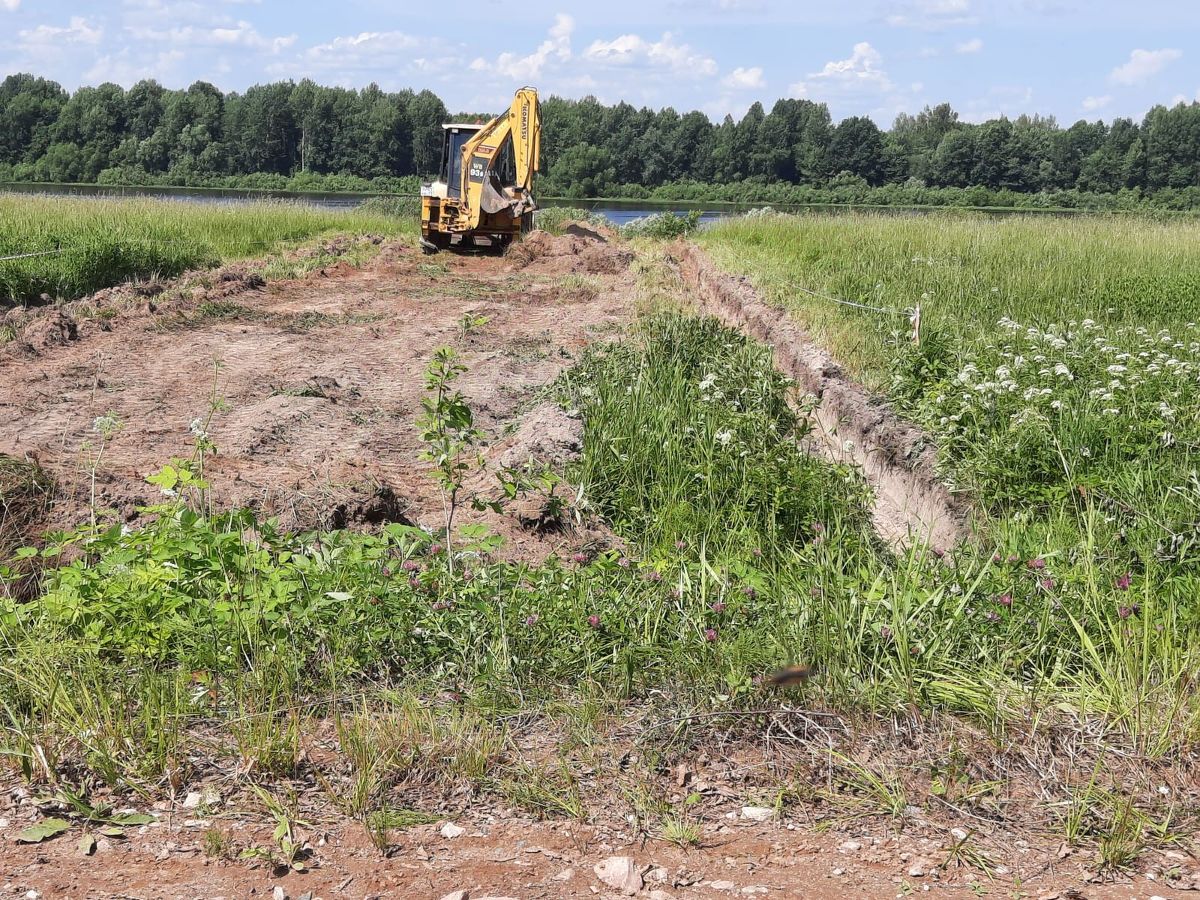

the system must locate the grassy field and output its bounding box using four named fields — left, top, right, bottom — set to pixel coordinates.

left=0, top=194, right=413, bottom=306
left=2, top=210, right=1198, bottom=871
left=700, top=212, right=1200, bottom=385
